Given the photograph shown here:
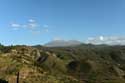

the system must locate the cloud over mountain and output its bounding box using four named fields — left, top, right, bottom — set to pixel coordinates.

left=86, top=36, right=125, bottom=45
